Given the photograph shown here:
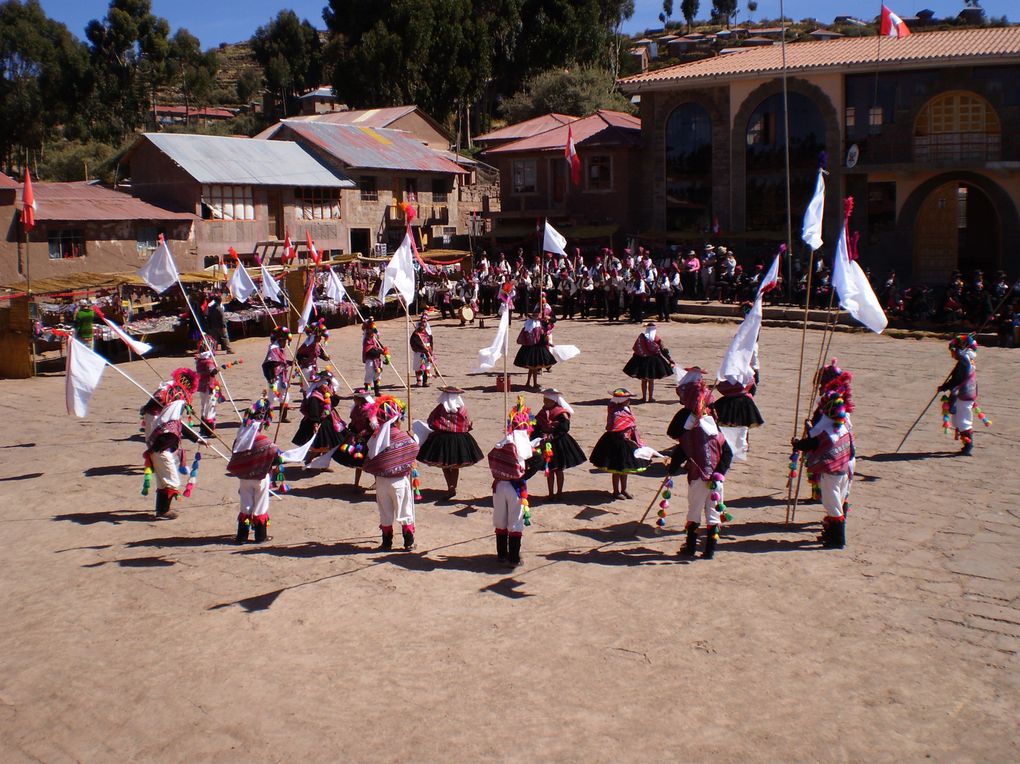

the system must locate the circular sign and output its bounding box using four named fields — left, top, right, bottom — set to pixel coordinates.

left=846, top=144, right=860, bottom=168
